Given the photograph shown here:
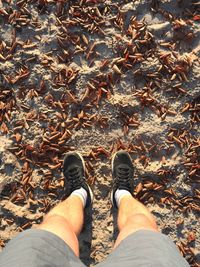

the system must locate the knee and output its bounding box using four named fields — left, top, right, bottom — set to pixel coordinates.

left=114, top=213, right=158, bottom=249
left=37, top=214, right=70, bottom=230
left=42, top=214, right=67, bottom=224
left=126, top=213, right=158, bottom=231
left=36, top=215, right=79, bottom=257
